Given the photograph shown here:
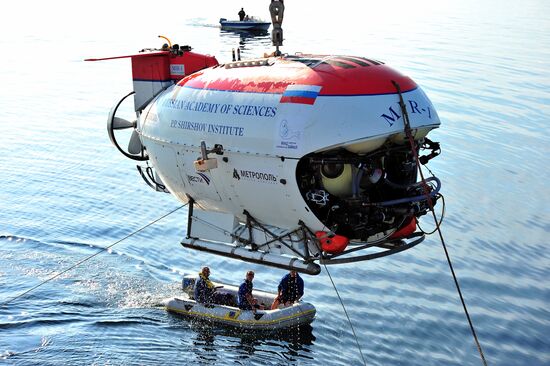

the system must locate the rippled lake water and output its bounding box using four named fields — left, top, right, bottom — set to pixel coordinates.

left=1, top=0, right=549, bottom=365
